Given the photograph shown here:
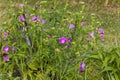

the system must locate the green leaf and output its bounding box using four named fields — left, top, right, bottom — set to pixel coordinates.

left=89, top=55, right=100, bottom=60
left=102, top=56, right=111, bottom=67
left=101, top=66, right=114, bottom=73
left=114, top=73, right=119, bottom=80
